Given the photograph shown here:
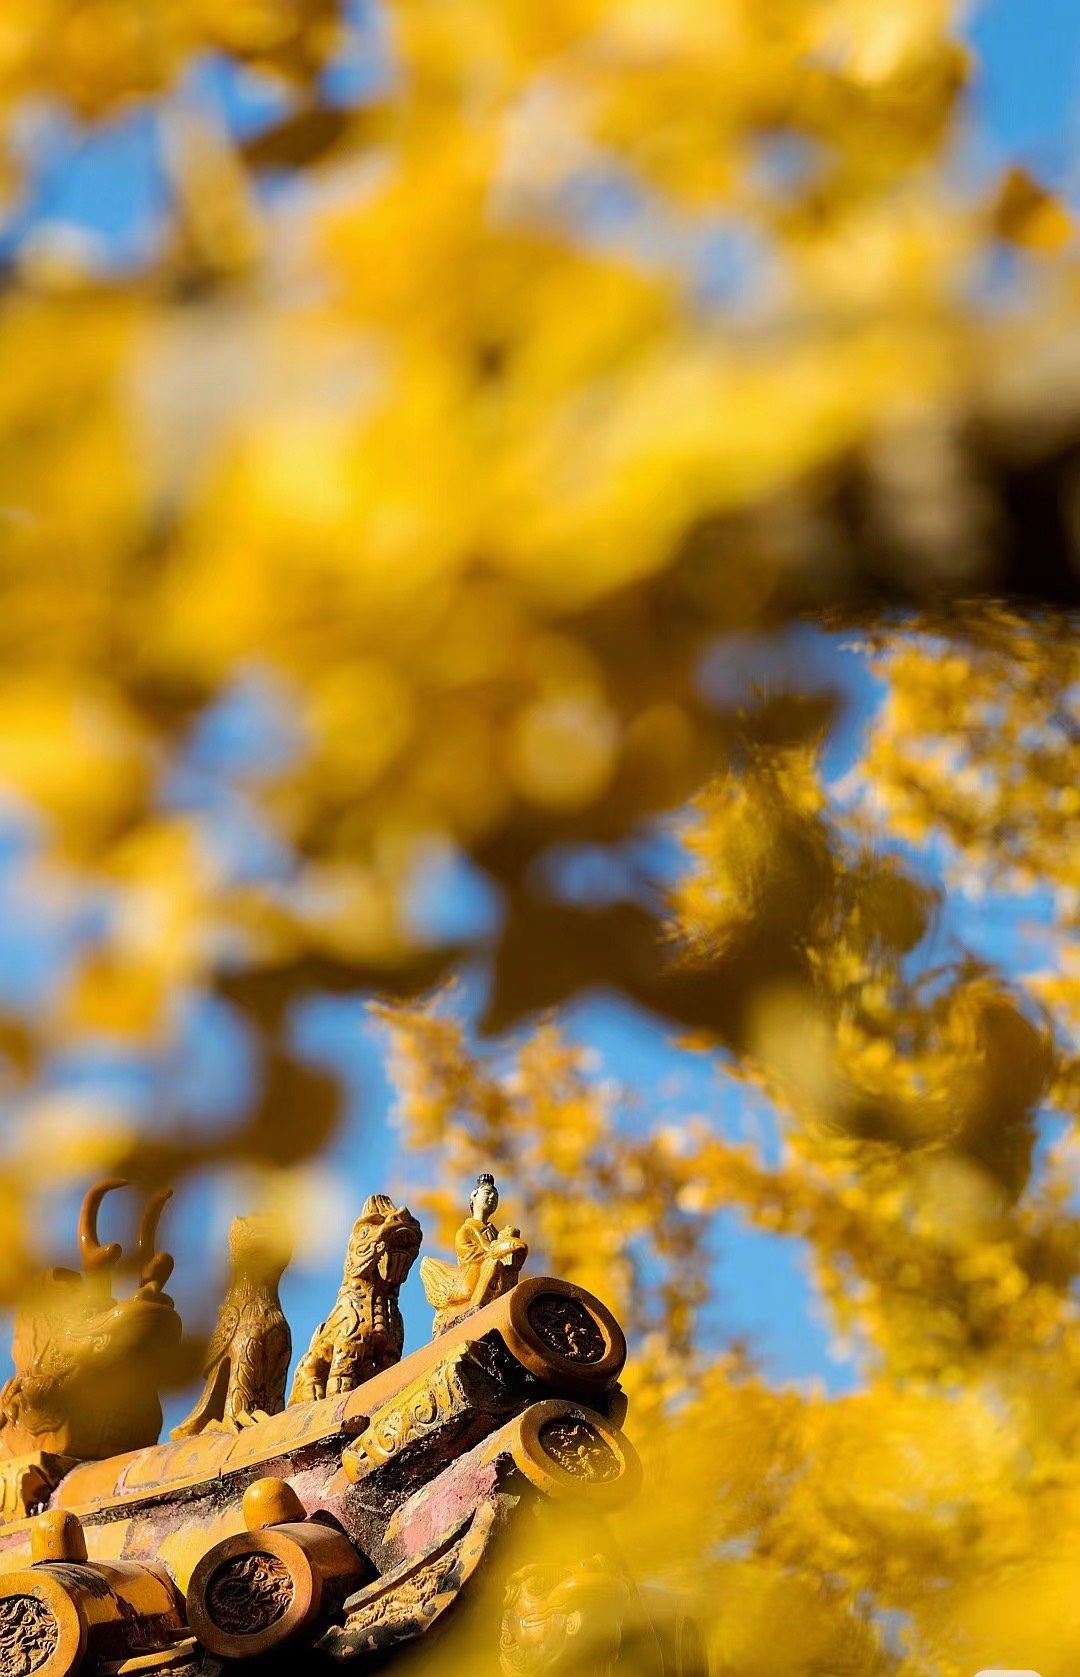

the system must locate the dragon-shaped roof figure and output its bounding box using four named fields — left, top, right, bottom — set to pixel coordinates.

left=0, top=1176, right=706, bottom=1677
